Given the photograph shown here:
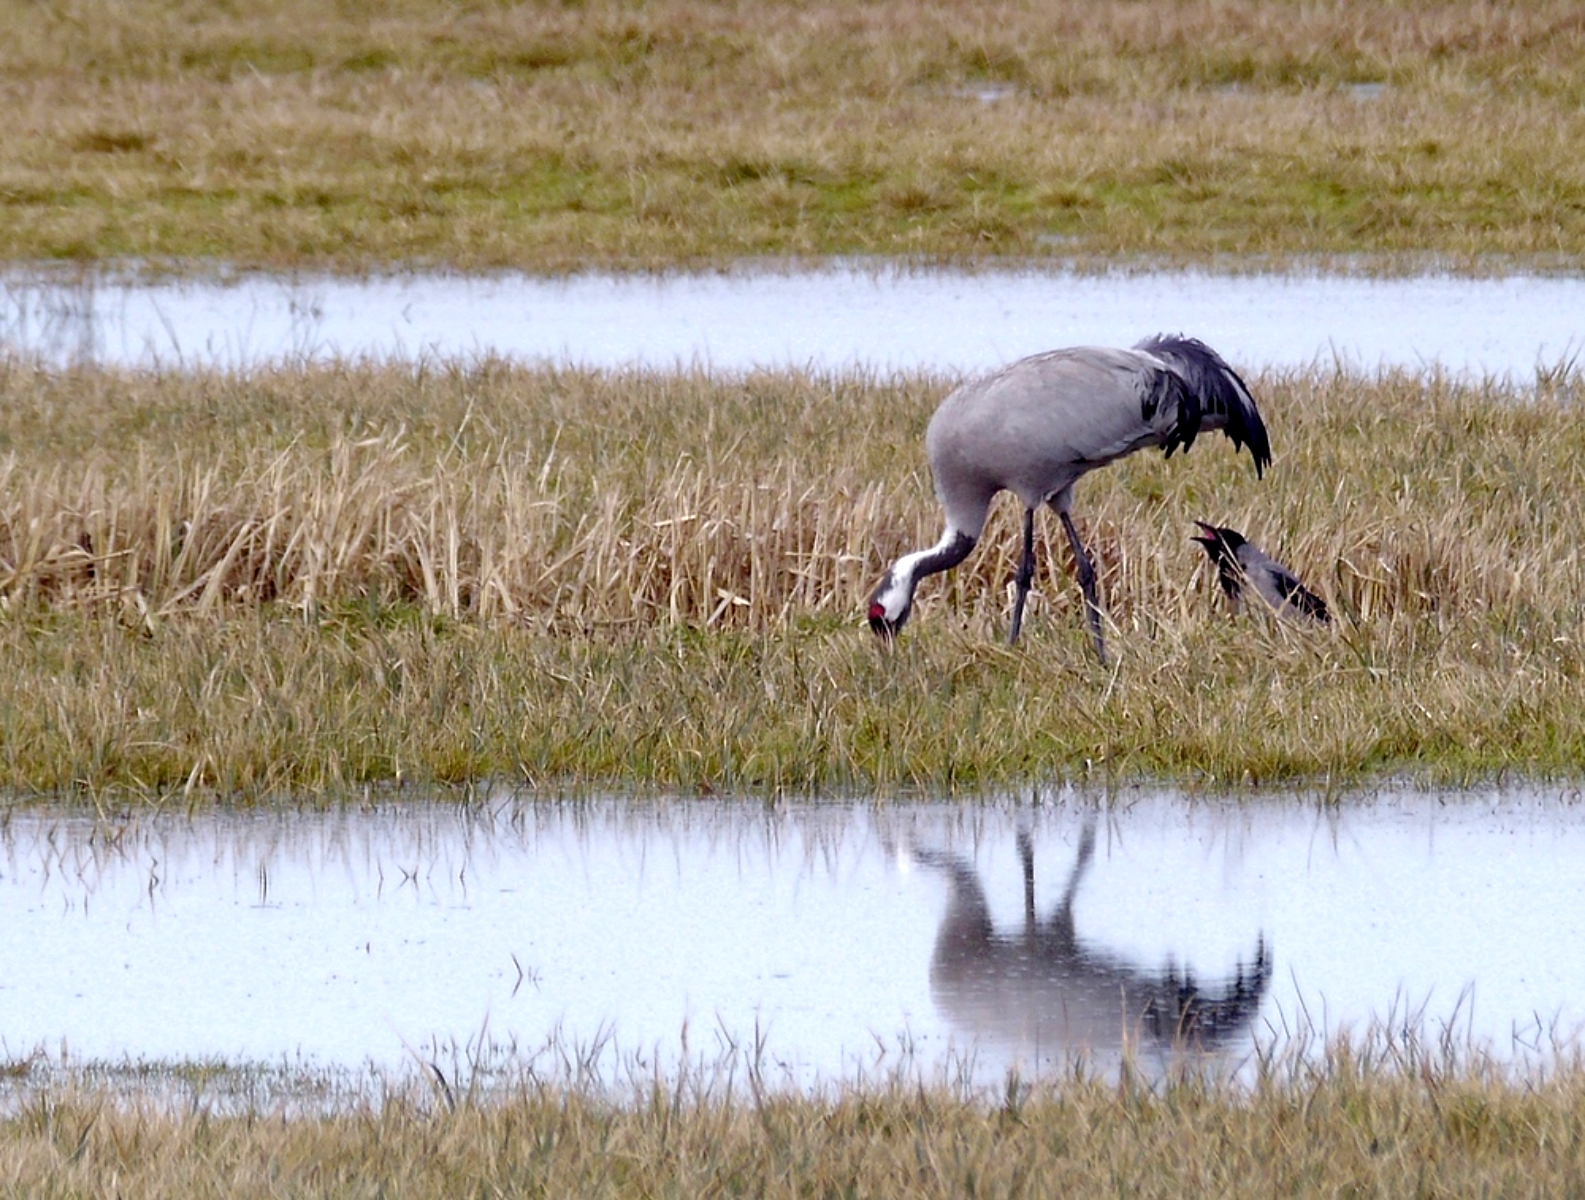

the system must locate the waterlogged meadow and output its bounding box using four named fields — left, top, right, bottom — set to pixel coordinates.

left=1, top=356, right=1584, bottom=795
left=4, top=0, right=1585, bottom=271
left=10, top=1043, right=1585, bottom=1199
left=7, top=0, right=1585, bottom=1188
